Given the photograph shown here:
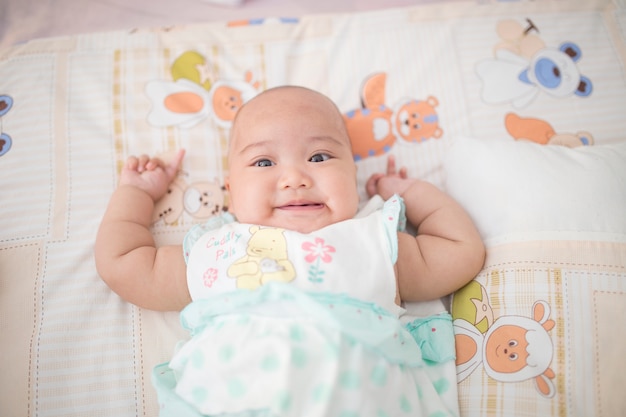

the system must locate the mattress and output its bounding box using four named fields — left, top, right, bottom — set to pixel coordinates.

left=1, top=0, right=625, bottom=415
